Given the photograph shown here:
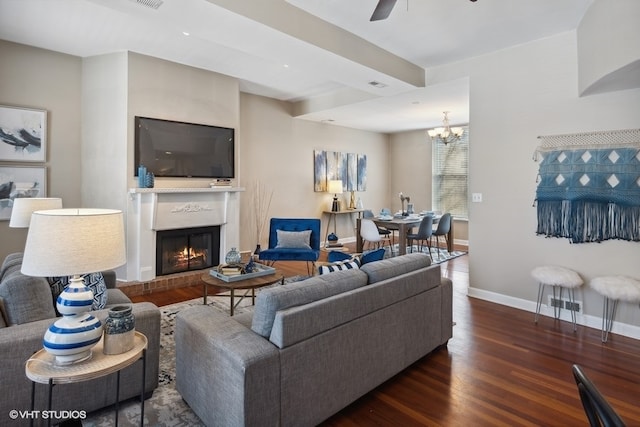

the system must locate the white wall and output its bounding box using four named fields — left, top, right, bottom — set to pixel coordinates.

left=127, top=51, right=240, bottom=190
left=82, top=52, right=128, bottom=211
left=577, top=0, right=640, bottom=95
left=75, top=51, right=243, bottom=281
left=427, top=31, right=640, bottom=332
